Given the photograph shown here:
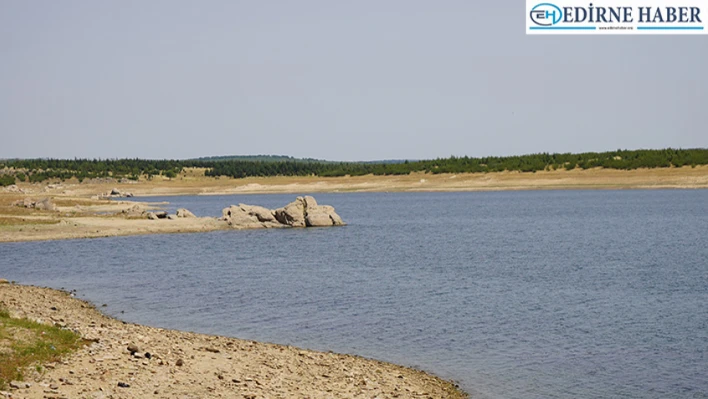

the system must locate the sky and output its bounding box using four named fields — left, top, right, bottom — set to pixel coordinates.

left=1, top=1, right=706, bottom=161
